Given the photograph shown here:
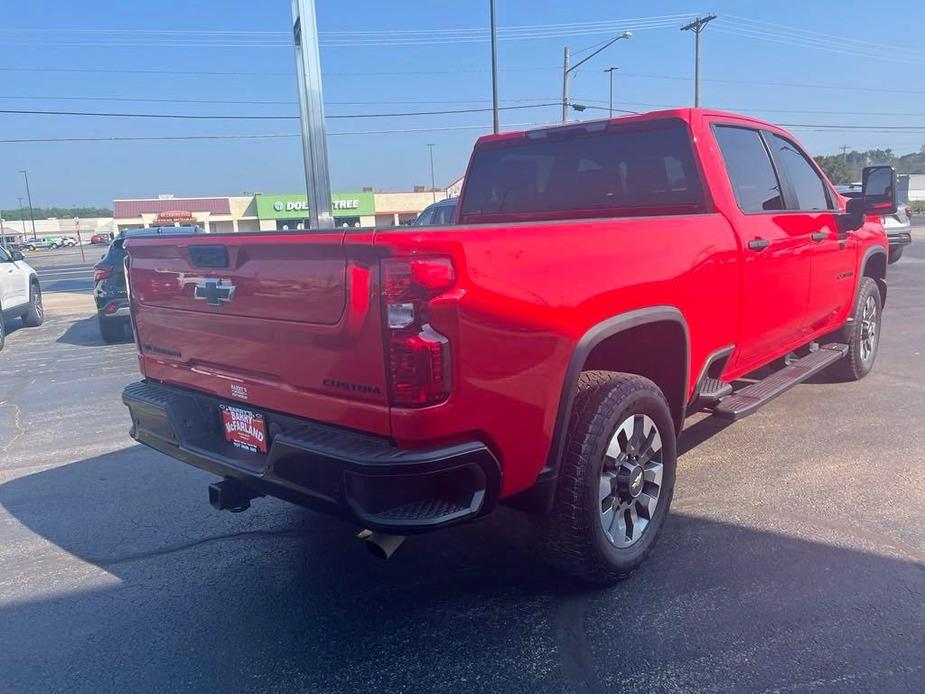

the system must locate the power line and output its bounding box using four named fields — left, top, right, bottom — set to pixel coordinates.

left=0, top=102, right=561, bottom=121
left=615, top=71, right=925, bottom=96
left=4, top=63, right=922, bottom=99
left=721, top=14, right=925, bottom=59
left=712, top=19, right=925, bottom=65
left=0, top=15, right=693, bottom=48
left=0, top=121, right=555, bottom=144
left=572, top=99, right=925, bottom=118
left=0, top=65, right=556, bottom=77
left=4, top=117, right=925, bottom=147
left=0, top=15, right=693, bottom=37
left=0, top=94, right=560, bottom=107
